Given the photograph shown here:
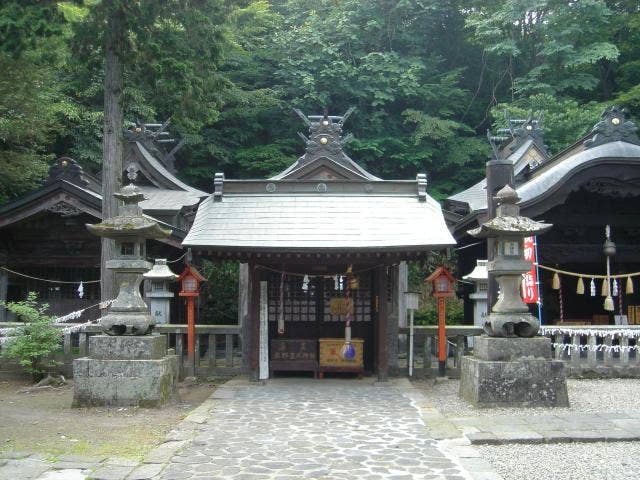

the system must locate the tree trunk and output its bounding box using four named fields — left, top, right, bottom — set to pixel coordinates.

left=100, top=1, right=124, bottom=303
